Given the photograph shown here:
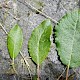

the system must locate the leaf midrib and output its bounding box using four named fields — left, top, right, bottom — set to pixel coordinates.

left=10, top=29, right=20, bottom=59
left=37, top=26, right=49, bottom=64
